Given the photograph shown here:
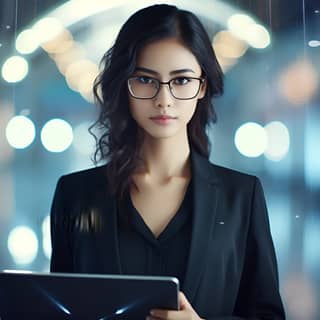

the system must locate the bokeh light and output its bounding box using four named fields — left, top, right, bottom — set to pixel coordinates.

left=32, top=17, right=64, bottom=44
left=41, top=29, right=74, bottom=54
left=7, top=226, right=39, bottom=265
left=16, top=29, right=40, bottom=54
left=308, top=40, right=320, bottom=47
left=213, top=30, right=248, bottom=59
left=1, top=56, right=29, bottom=83
left=278, top=58, right=318, bottom=105
left=5, top=115, right=36, bottom=149
left=245, top=23, right=270, bottom=49
left=264, top=121, right=290, bottom=161
left=65, top=59, right=98, bottom=92
left=227, top=14, right=270, bottom=49
left=212, top=30, right=248, bottom=72
left=235, top=122, right=268, bottom=157
left=228, top=13, right=255, bottom=38
left=41, top=119, right=73, bottom=152
left=51, top=43, right=86, bottom=75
